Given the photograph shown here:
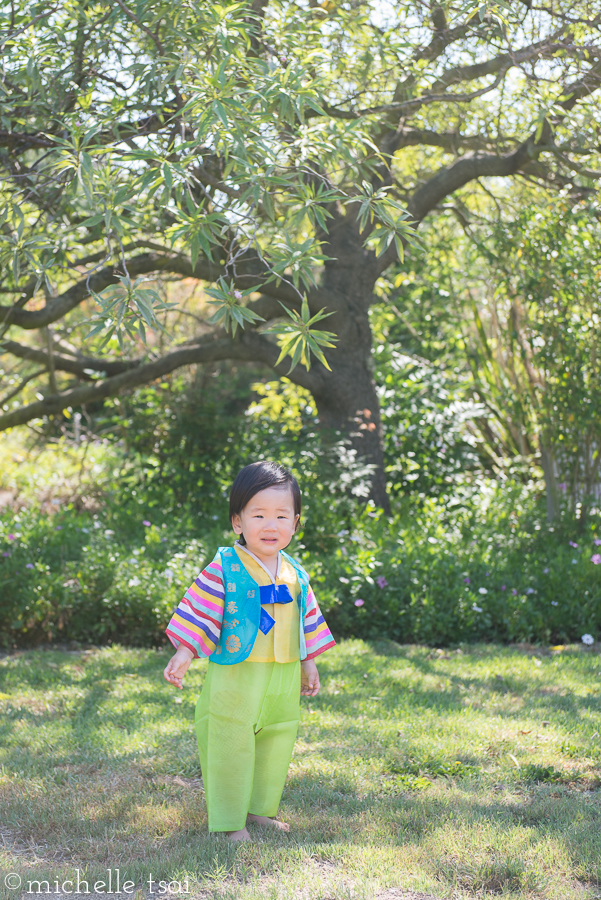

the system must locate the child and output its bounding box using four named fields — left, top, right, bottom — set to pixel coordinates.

left=163, top=460, right=335, bottom=841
